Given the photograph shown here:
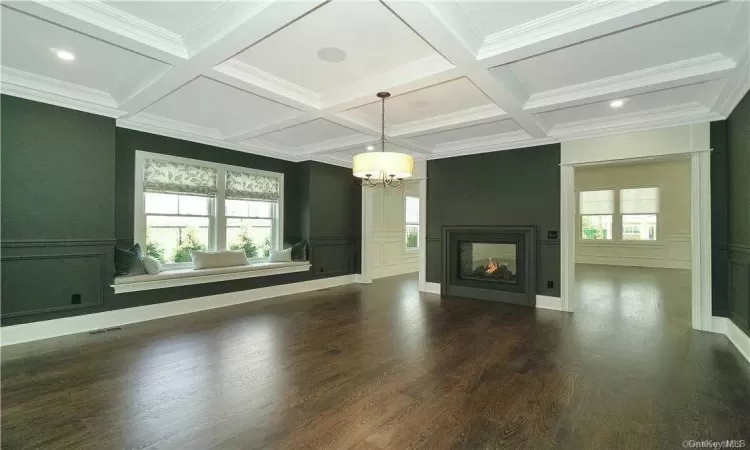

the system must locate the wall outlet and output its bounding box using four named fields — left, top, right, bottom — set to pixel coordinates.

left=71, top=293, right=82, bottom=305
left=547, top=281, right=554, bottom=289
